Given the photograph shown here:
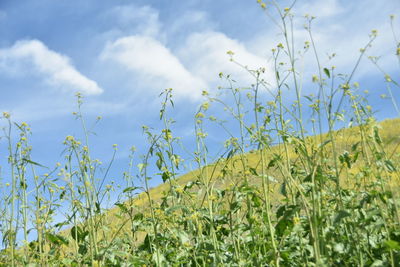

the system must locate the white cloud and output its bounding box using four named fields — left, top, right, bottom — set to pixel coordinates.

left=247, top=0, right=399, bottom=85
left=0, top=39, right=103, bottom=95
left=178, top=31, right=271, bottom=86
left=105, top=5, right=161, bottom=37
left=101, top=35, right=207, bottom=100
left=294, top=0, right=344, bottom=18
